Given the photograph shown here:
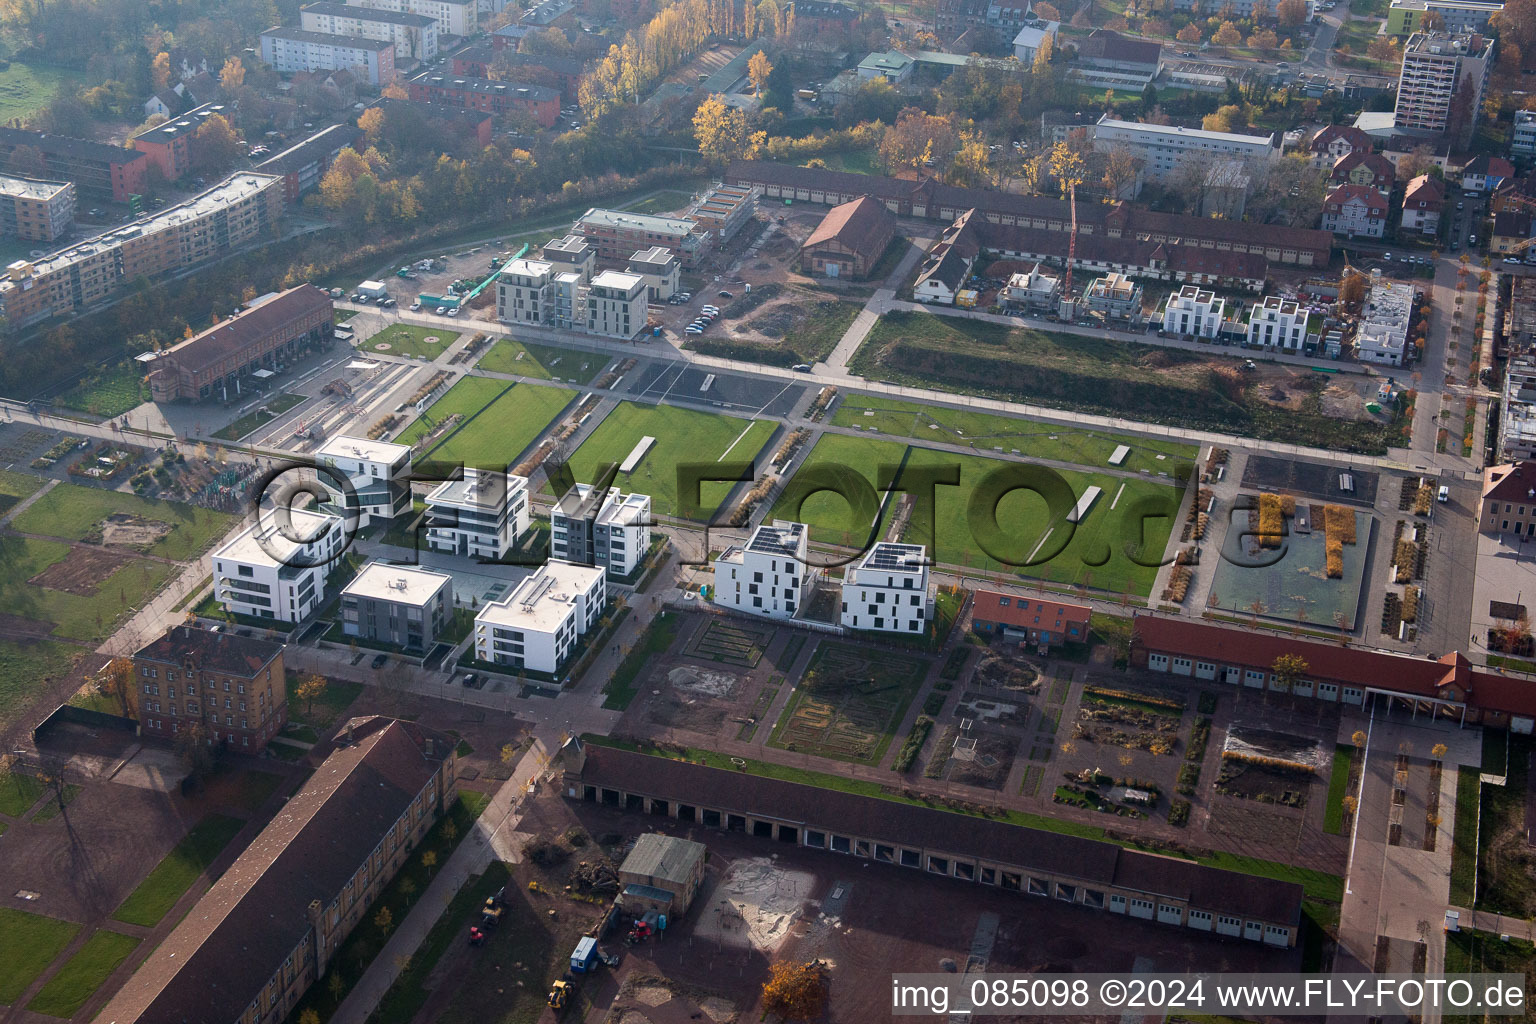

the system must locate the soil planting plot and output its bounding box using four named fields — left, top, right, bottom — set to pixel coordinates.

left=1207, top=802, right=1307, bottom=852
left=946, top=731, right=1019, bottom=789
left=691, top=619, right=773, bottom=668
left=96, top=513, right=173, bottom=549
left=1074, top=687, right=1183, bottom=755
left=954, top=692, right=1027, bottom=725
left=1216, top=759, right=1315, bottom=807
left=28, top=545, right=131, bottom=595
left=972, top=651, right=1041, bottom=693
left=694, top=856, right=817, bottom=952
left=1223, top=724, right=1329, bottom=771
left=769, top=642, right=928, bottom=764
